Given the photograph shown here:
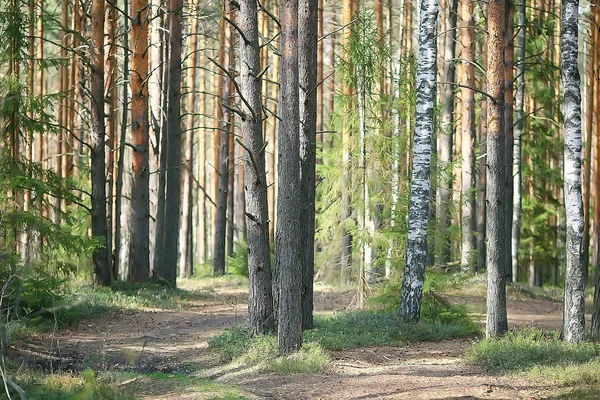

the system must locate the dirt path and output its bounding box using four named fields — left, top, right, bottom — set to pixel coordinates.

left=16, top=281, right=564, bottom=399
